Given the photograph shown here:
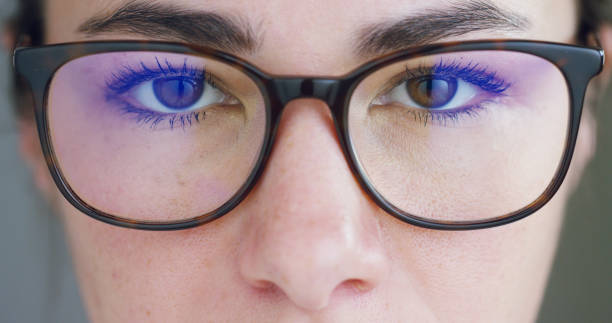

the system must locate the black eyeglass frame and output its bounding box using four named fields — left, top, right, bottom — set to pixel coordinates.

left=13, top=39, right=604, bottom=231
